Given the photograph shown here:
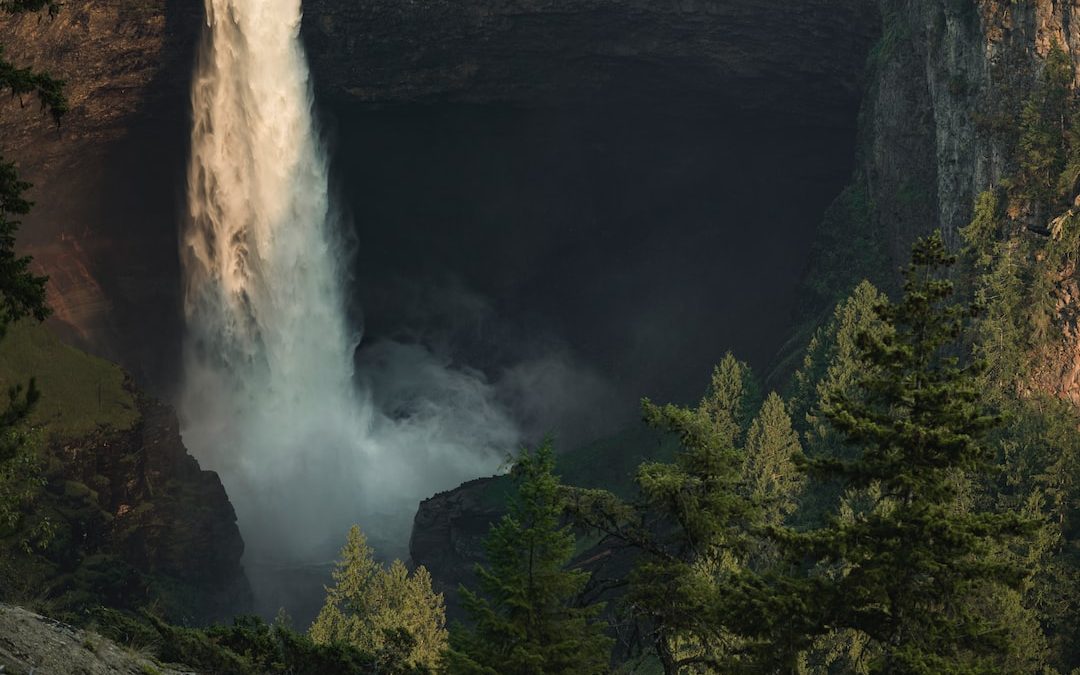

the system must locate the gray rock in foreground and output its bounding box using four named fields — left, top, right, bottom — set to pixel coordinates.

left=0, top=603, right=191, bottom=675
